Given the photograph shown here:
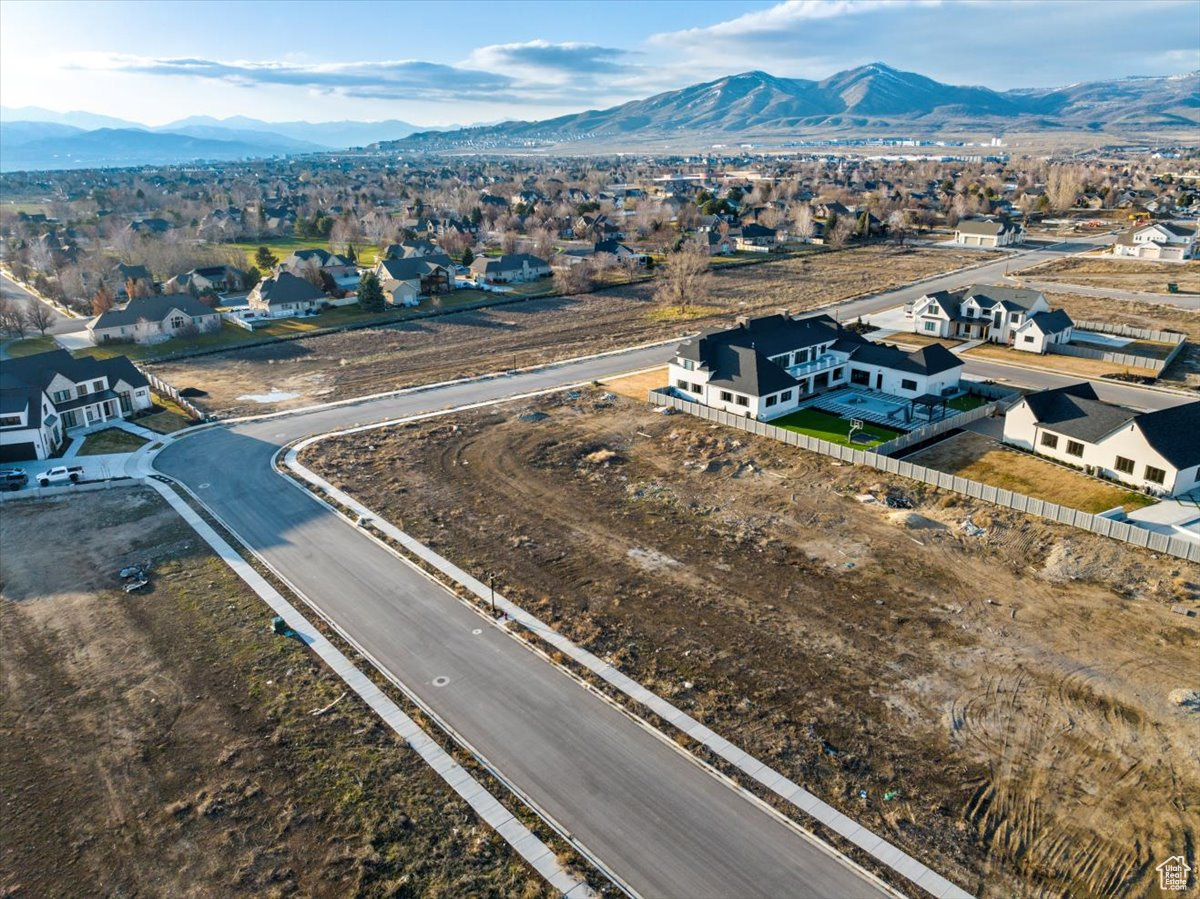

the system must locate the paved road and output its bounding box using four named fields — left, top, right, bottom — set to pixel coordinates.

left=0, top=272, right=87, bottom=335
left=1015, top=279, right=1199, bottom=311
left=157, top=349, right=894, bottom=899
